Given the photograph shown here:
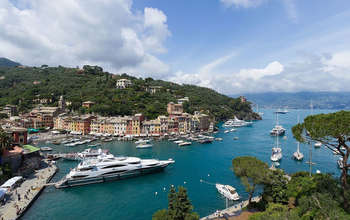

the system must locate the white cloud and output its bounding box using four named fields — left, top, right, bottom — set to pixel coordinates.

left=168, top=51, right=350, bottom=94
left=237, top=61, right=284, bottom=80
left=220, top=0, right=265, bottom=8
left=220, top=0, right=298, bottom=22
left=0, top=0, right=170, bottom=76
left=323, top=51, right=350, bottom=78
